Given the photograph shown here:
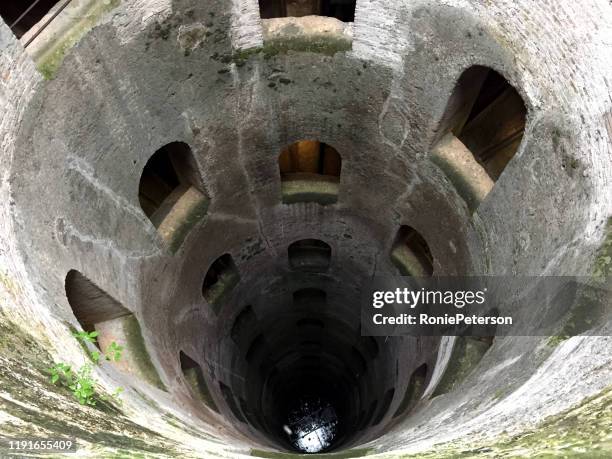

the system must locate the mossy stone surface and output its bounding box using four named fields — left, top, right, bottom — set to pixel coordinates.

left=0, top=313, right=182, bottom=456
left=121, top=314, right=167, bottom=391
left=36, top=0, right=122, bottom=80
left=394, top=385, right=612, bottom=458
left=433, top=337, right=491, bottom=396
